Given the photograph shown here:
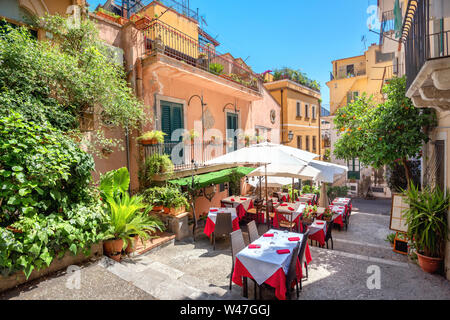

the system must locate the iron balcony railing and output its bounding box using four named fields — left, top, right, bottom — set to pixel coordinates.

left=140, top=19, right=260, bottom=91
left=143, top=141, right=245, bottom=171
left=380, top=10, right=396, bottom=45
left=404, top=0, right=450, bottom=90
